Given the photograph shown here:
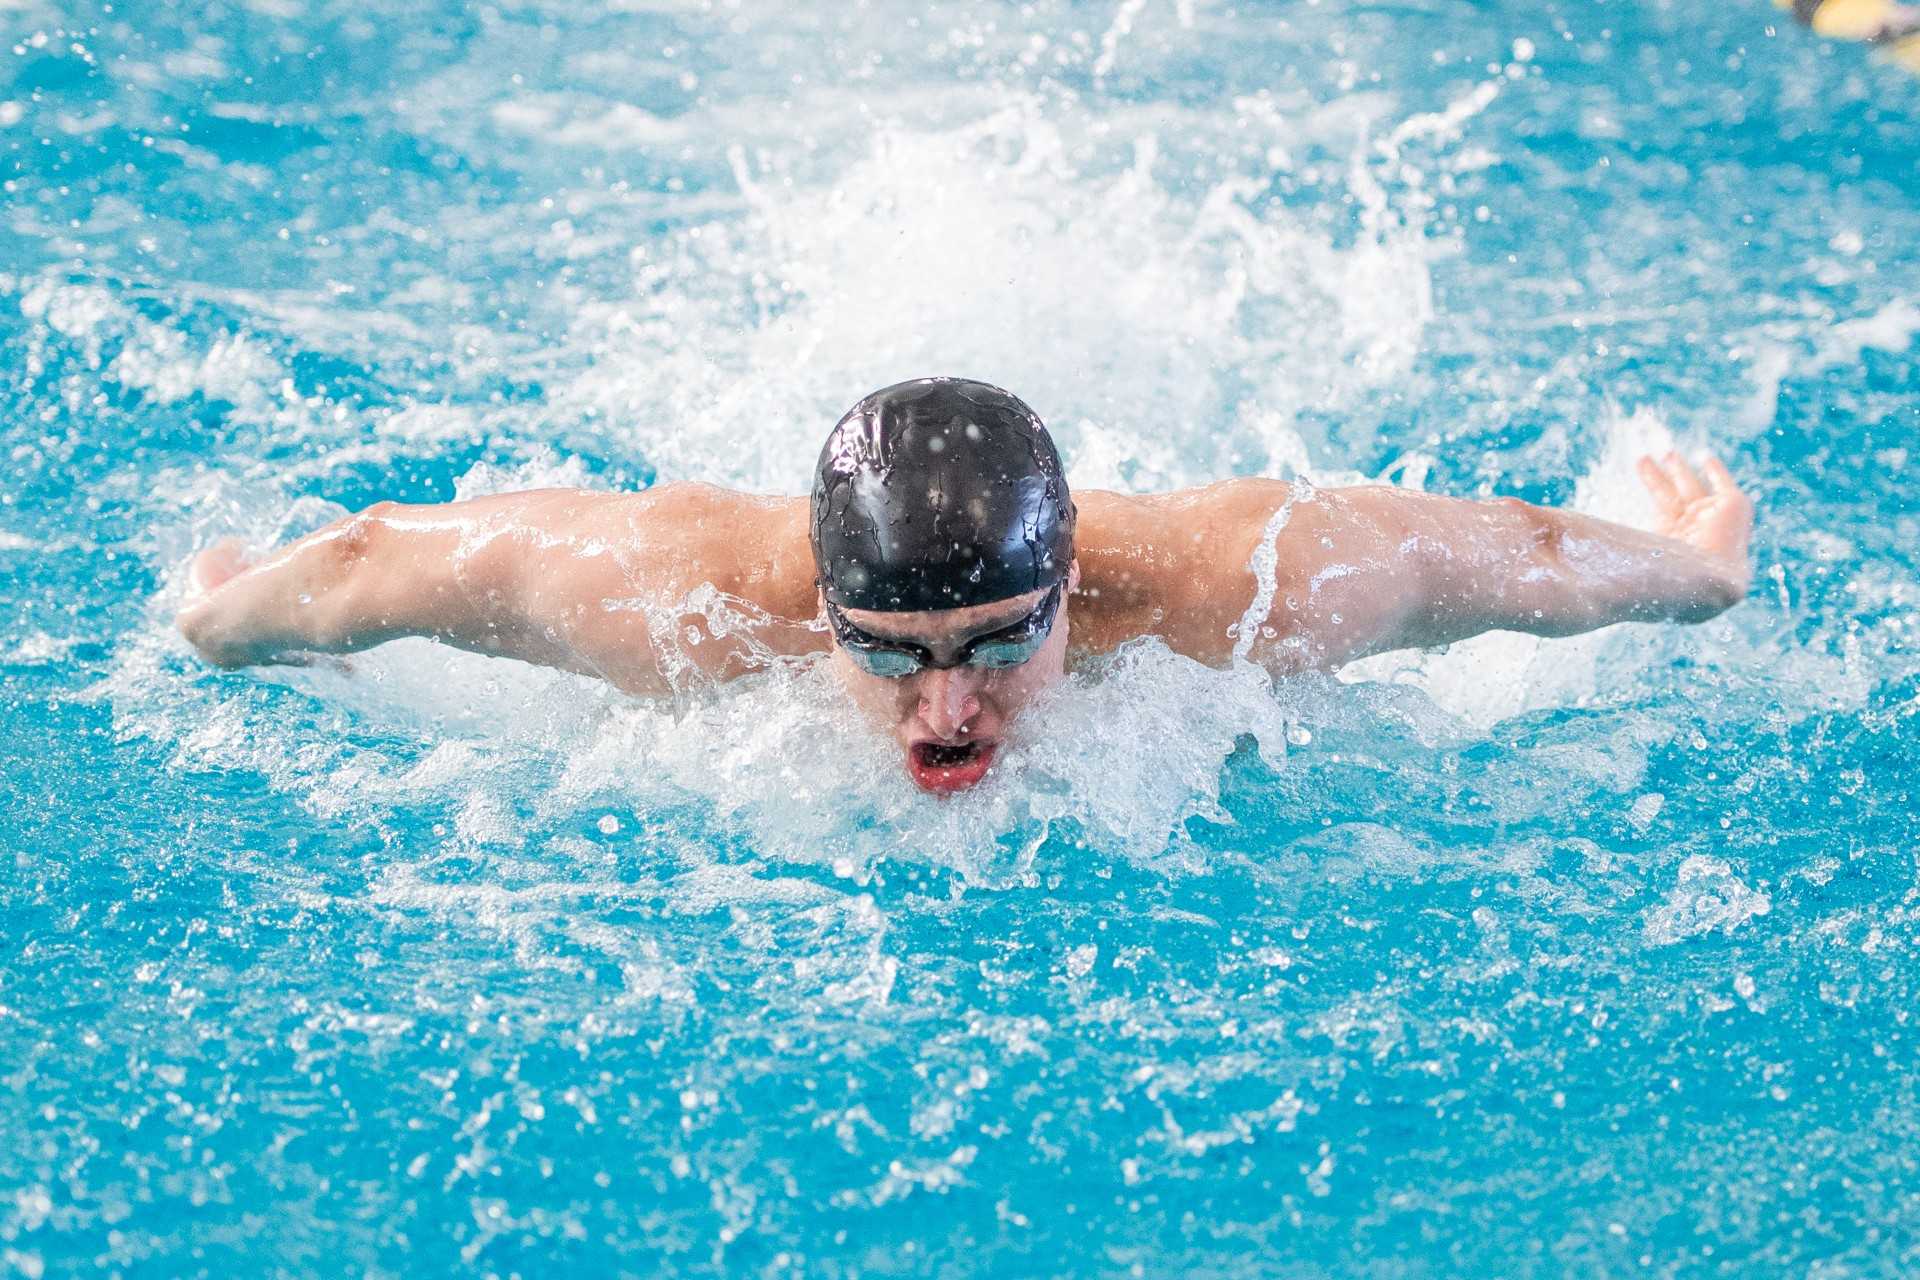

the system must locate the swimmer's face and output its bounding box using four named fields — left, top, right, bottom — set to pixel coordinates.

left=827, top=565, right=1078, bottom=795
